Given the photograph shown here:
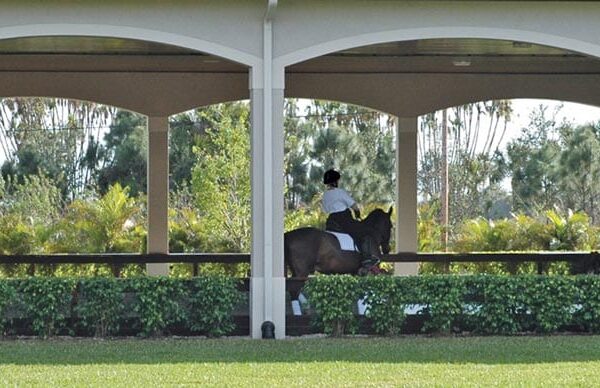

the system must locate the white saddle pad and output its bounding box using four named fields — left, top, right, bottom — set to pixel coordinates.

left=326, top=231, right=358, bottom=251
